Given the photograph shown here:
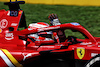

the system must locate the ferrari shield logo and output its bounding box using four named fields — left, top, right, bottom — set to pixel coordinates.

left=77, top=48, right=85, bottom=59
